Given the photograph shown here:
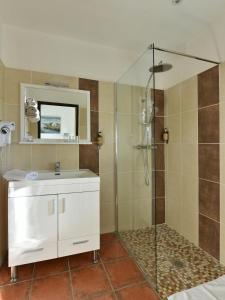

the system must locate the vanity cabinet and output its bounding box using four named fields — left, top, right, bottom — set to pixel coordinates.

left=58, top=191, right=99, bottom=257
left=9, top=195, right=58, bottom=266
left=7, top=172, right=100, bottom=270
